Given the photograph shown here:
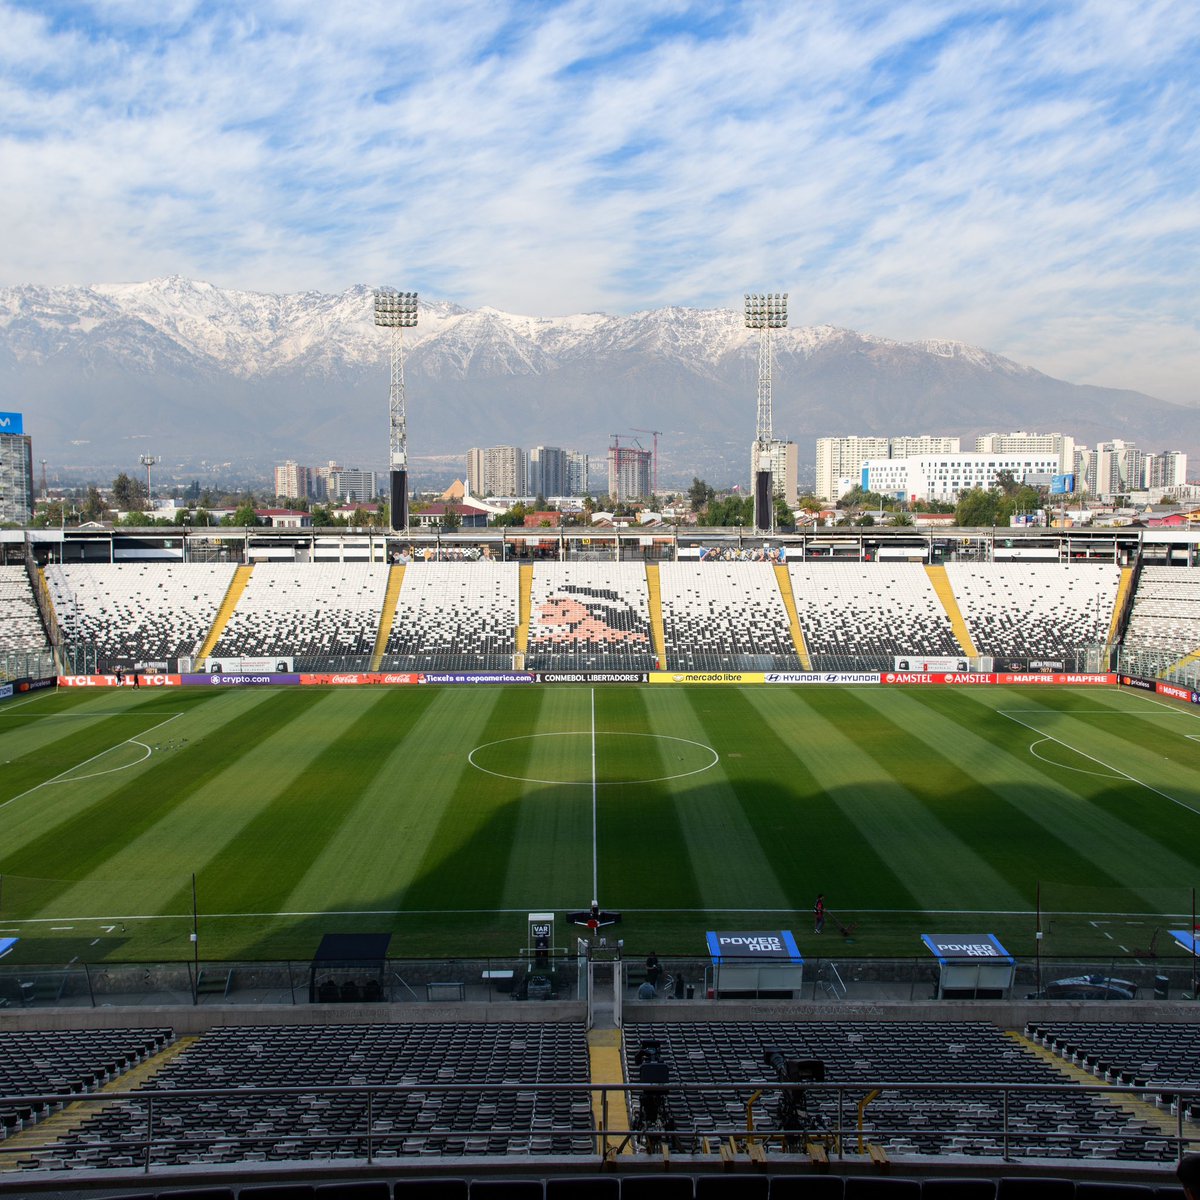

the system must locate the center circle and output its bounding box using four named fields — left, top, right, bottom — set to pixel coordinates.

left=468, top=731, right=720, bottom=786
